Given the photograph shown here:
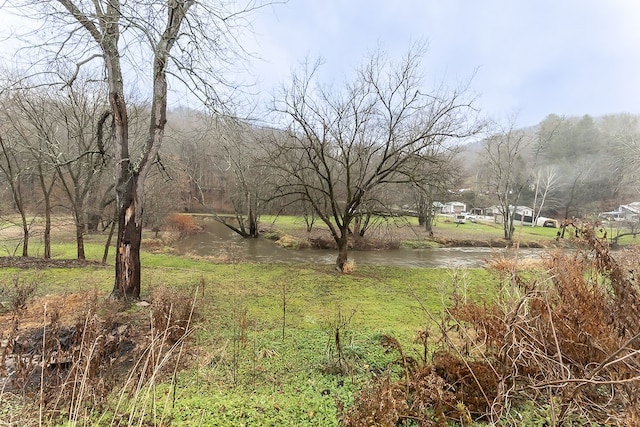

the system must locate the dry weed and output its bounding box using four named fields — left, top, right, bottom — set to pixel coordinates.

left=345, top=221, right=640, bottom=425
left=342, top=260, right=356, bottom=274
left=165, top=213, right=202, bottom=238
left=151, top=285, right=195, bottom=344
left=0, top=286, right=198, bottom=426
